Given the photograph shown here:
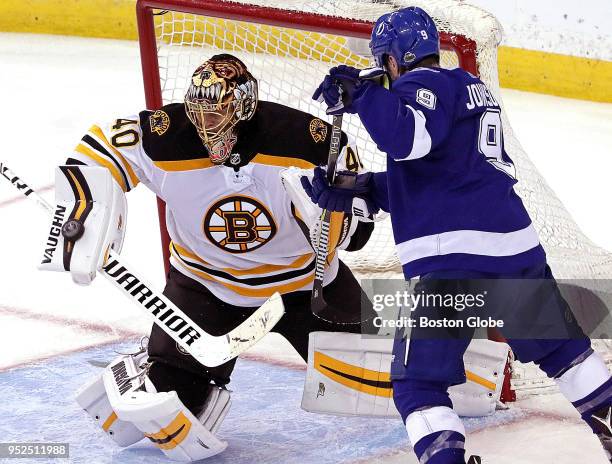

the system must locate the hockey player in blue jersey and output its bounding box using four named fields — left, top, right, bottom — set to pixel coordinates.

left=302, top=7, right=612, bottom=464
